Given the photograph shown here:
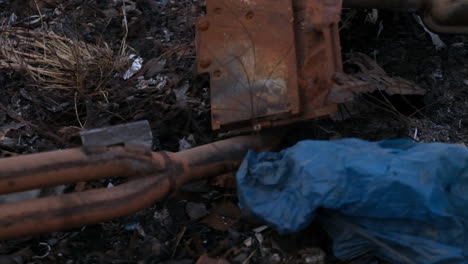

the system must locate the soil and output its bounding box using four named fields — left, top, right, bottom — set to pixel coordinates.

left=0, top=1, right=467, bottom=264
